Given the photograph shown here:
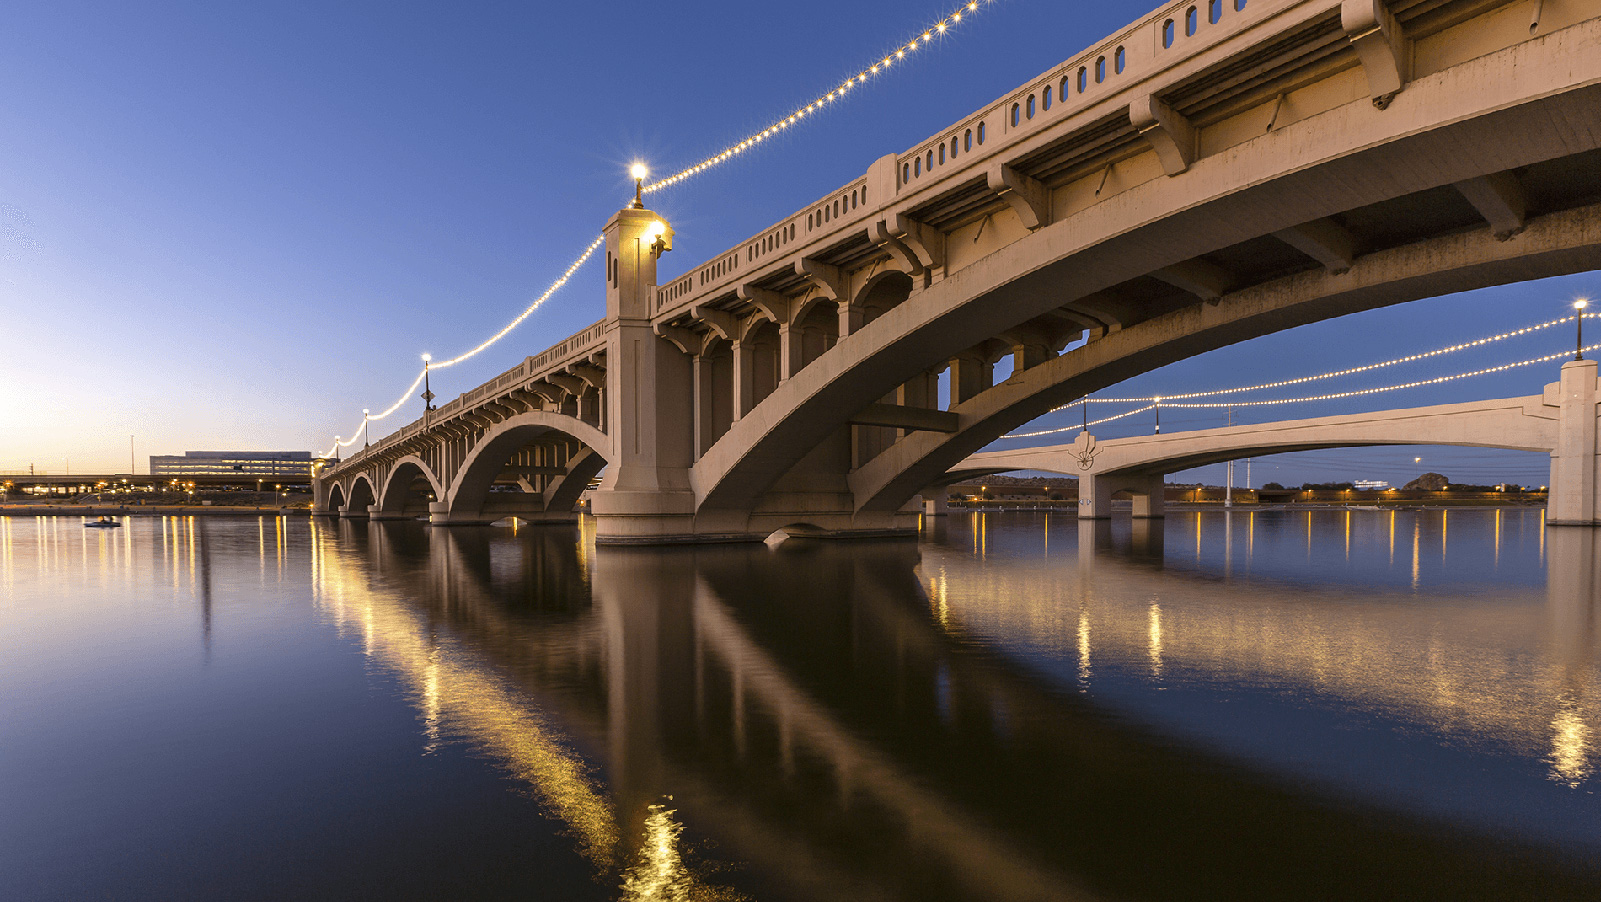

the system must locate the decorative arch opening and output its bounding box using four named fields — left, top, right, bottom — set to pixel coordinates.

left=856, top=271, right=915, bottom=327
left=791, top=297, right=840, bottom=370
left=697, top=335, right=735, bottom=455
left=345, top=476, right=376, bottom=516
left=379, top=459, right=440, bottom=518
left=743, top=319, right=783, bottom=410
left=446, top=418, right=610, bottom=526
